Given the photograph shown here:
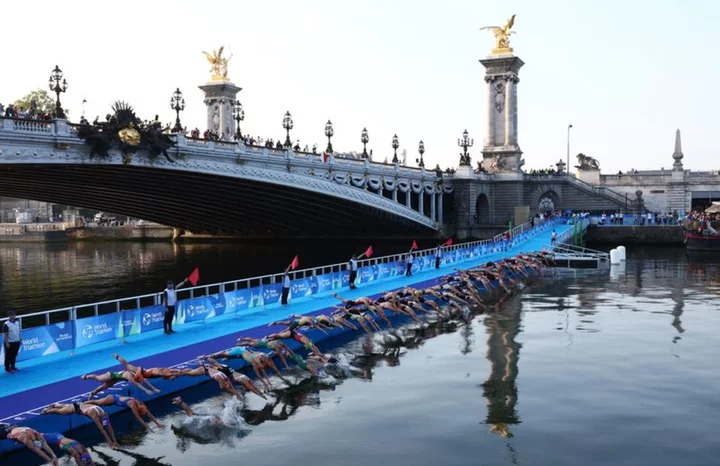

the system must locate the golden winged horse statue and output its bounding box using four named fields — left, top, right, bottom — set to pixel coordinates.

left=202, top=46, right=233, bottom=81
left=479, top=14, right=516, bottom=52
